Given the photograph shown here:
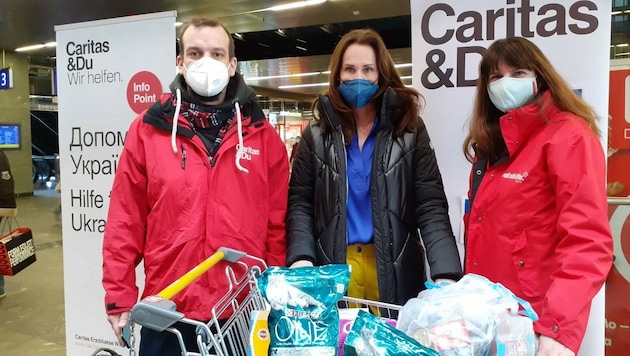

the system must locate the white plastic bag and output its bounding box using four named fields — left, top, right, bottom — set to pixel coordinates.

left=397, top=274, right=538, bottom=356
